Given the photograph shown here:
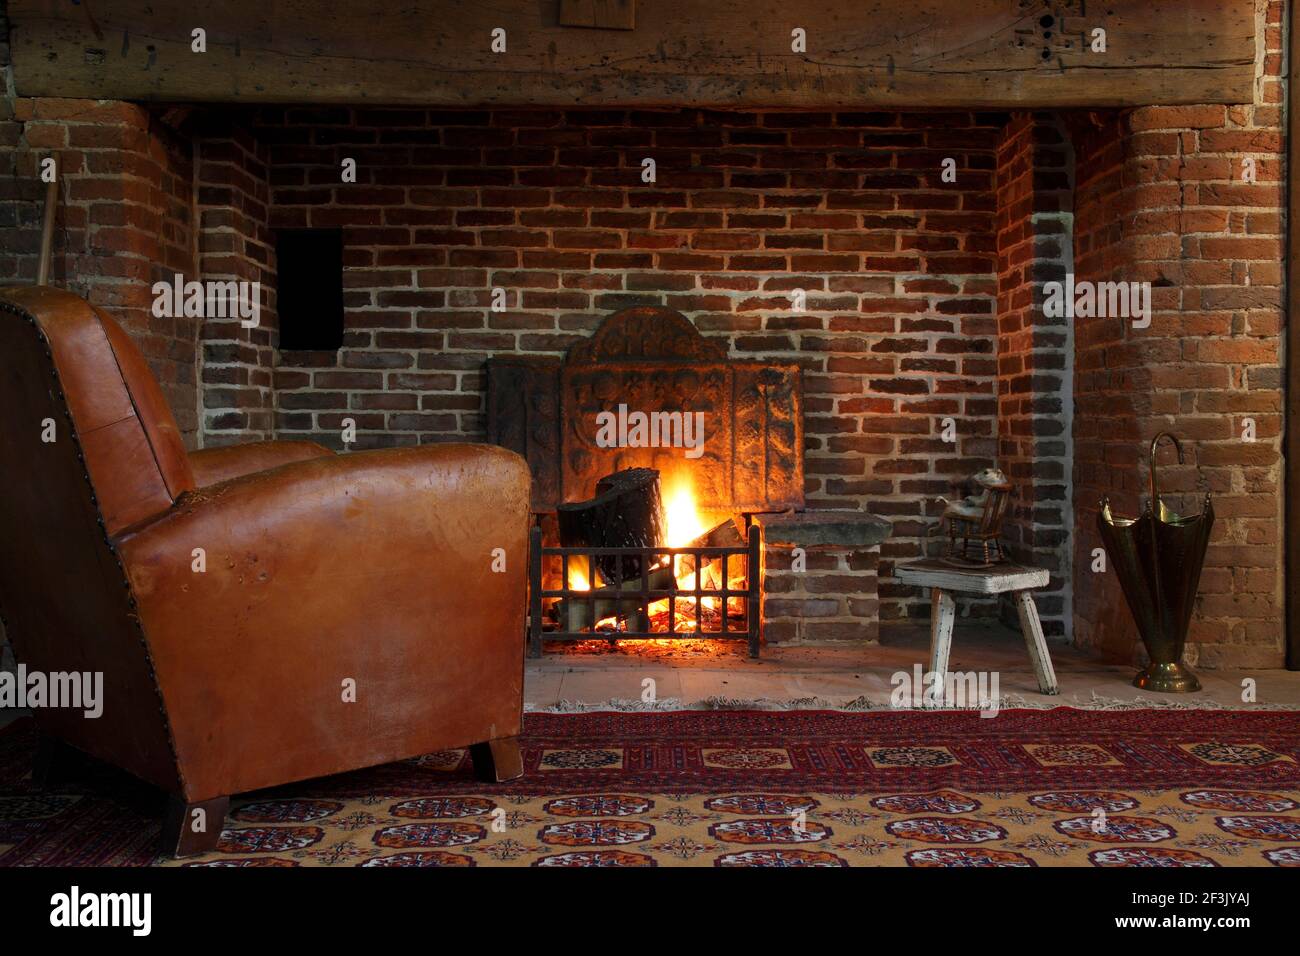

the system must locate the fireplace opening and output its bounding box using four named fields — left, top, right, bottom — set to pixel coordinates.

left=494, top=305, right=801, bottom=656
left=4, top=95, right=1276, bottom=668
left=493, top=302, right=892, bottom=657
left=528, top=467, right=763, bottom=657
